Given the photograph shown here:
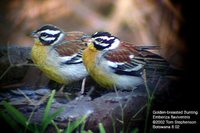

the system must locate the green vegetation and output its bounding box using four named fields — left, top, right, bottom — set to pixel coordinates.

left=0, top=90, right=89, bottom=133
left=0, top=89, right=139, bottom=133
